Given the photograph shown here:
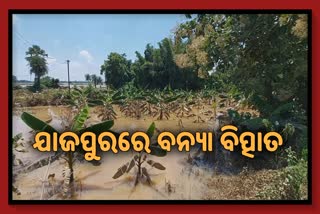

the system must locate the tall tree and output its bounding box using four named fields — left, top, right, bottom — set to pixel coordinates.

left=12, top=75, right=17, bottom=83
left=25, top=45, right=48, bottom=91
left=159, top=38, right=177, bottom=88
left=85, top=74, right=91, bottom=82
left=176, top=14, right=308, bottom=116
left=144, top=44, right=154, bottom=62
left=96, top=76, right=103, bottom=88
left=85, top=74, right=103, bottom=88
left=100, top=53, right=132, bottom=88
